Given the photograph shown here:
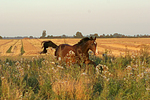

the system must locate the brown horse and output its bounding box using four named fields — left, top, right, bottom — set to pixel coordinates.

left=41, top=37, right=97, bottom=67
